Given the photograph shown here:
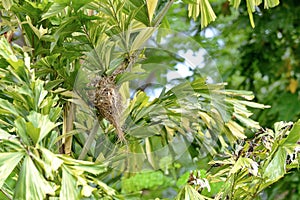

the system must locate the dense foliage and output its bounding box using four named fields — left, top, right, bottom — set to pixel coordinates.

left=0, top=0, right=299, bottom=199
